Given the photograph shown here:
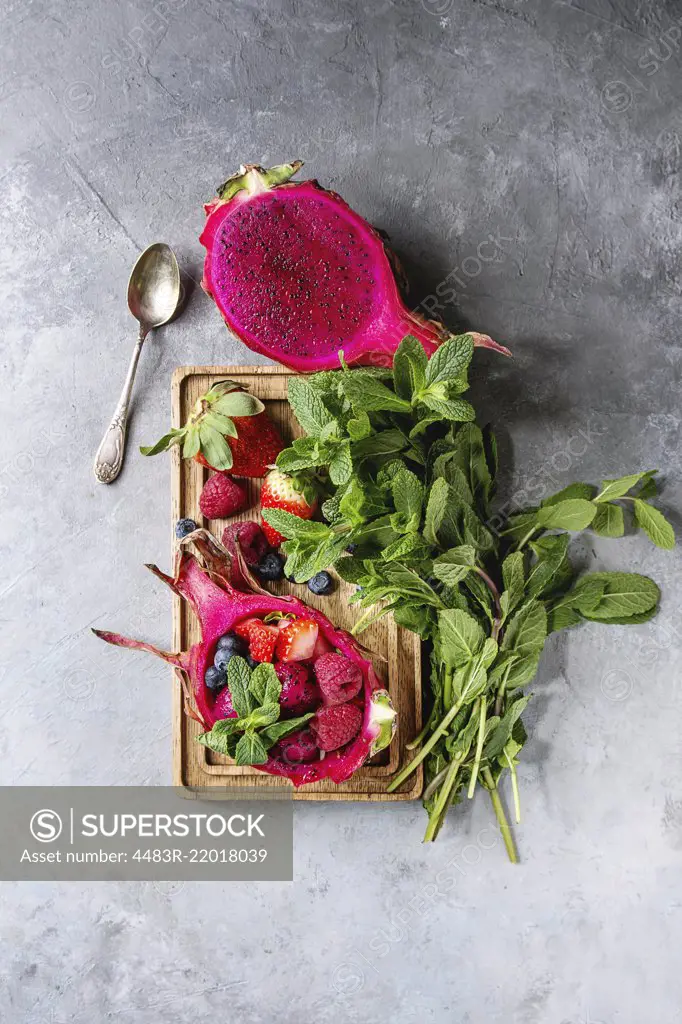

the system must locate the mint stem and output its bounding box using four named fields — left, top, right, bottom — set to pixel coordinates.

left=406, top=692, right=443, bottom=751
left=506, top=751, right=521, bottom=824
left=467, top=696, right=487, bottom=798
left=515, top=525, right=538, bottom=552
left=387, top=694, right=466, bottom=792
left=482, top=767, right=518, bottom=863
left=423, top=758, right=461, bottom=842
